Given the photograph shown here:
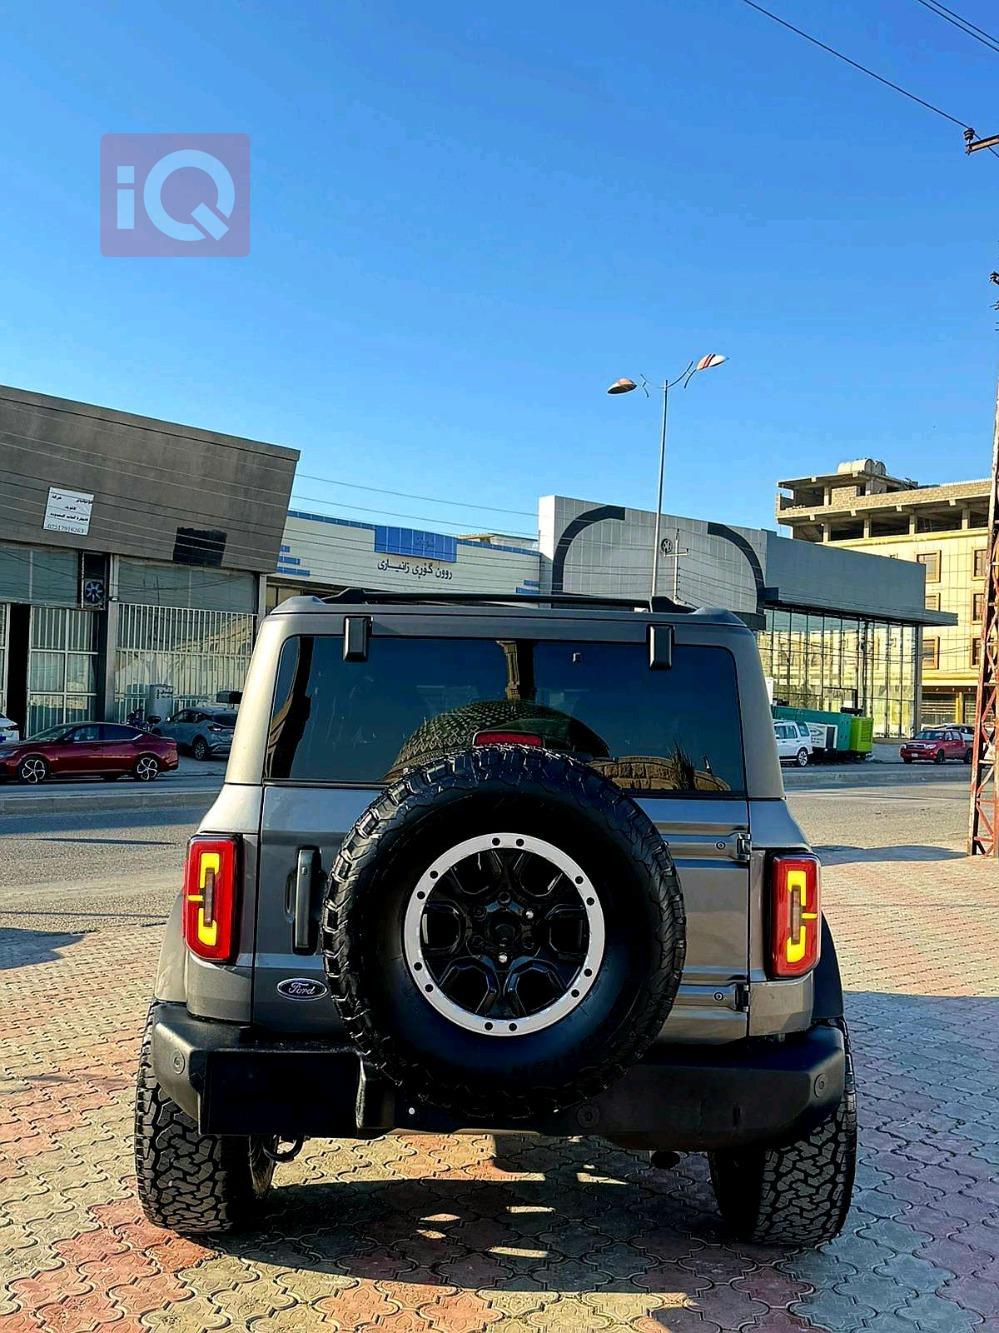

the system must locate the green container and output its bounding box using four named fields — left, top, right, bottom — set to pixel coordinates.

left=772, top=705, right=873, bottom=756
